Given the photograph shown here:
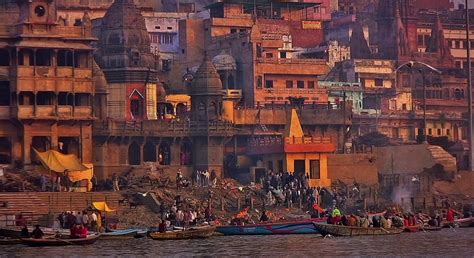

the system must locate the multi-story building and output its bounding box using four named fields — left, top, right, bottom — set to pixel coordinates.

left=0, top=0, right=97, bottom=166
